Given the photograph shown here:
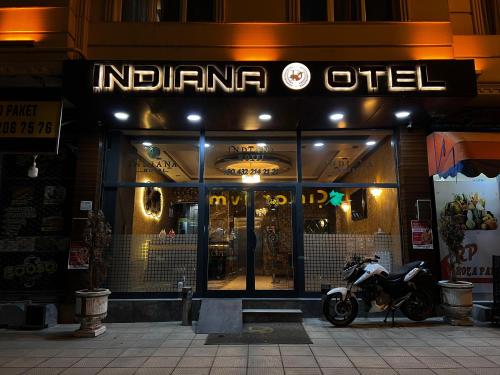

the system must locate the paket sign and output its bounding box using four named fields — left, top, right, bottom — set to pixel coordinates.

left=0, top=101, right=62, bottom=139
